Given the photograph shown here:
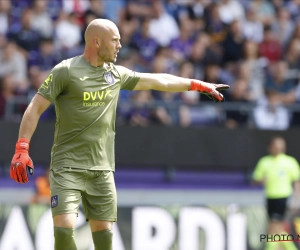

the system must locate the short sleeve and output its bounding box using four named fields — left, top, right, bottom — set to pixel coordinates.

left=114, top=65, right=140, bottom=91
left=289, top=157, right=300, bottom=182
left=38, top=61, right=69, bottom=102
left=253, top=158, right=266, bottom=181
